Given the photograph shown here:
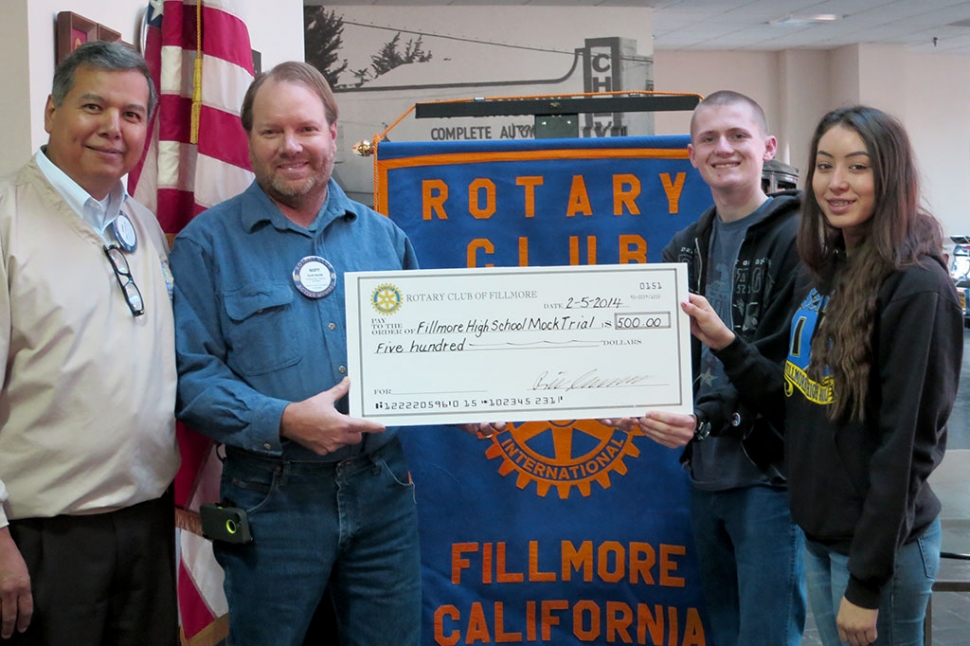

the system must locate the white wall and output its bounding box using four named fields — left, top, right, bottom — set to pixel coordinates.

left=858, top=44, right=909, bottom=117
left=900, top=51, right=970, bottom=240
left=653, top=50, right=780, bottom=146
left=248, top=0, right=304, bottom=71
left=777, top=49, right=830, bottom=174
left=1, top=0, right=303, bottom=177
left=0, top=0, right=32, bottom=178
left=828, top=45, right=862, bottom=108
